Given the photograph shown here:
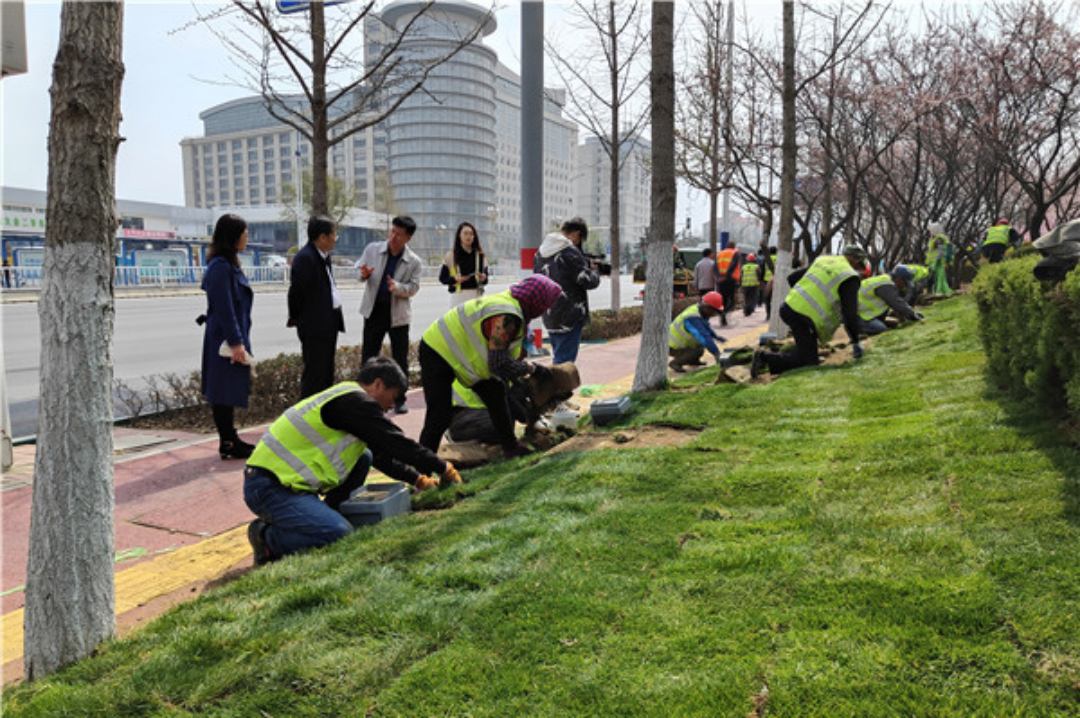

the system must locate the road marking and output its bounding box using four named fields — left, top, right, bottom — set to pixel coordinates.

left=3, top=525, right=249, bottom=667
